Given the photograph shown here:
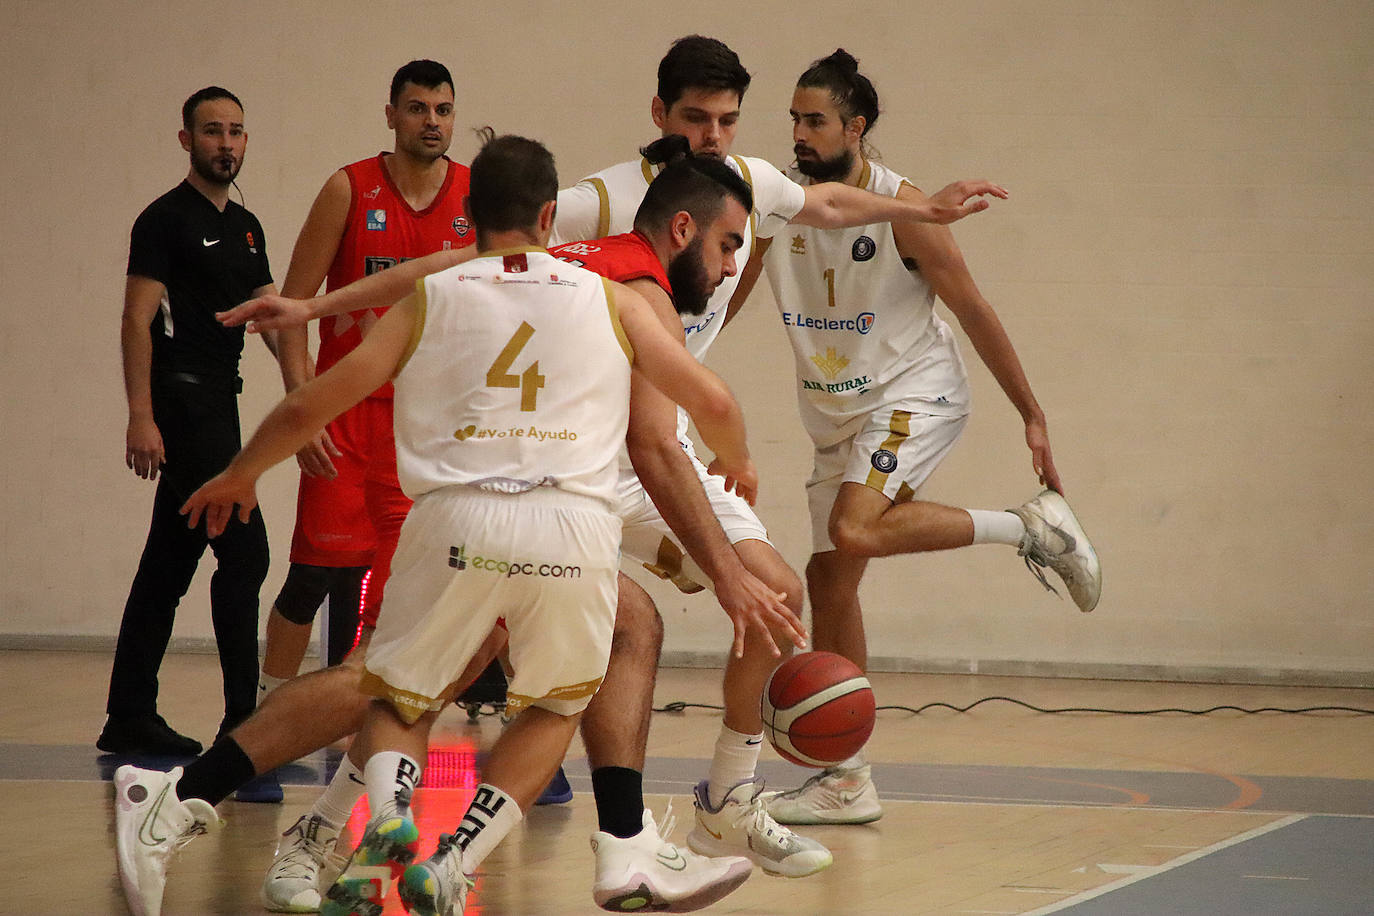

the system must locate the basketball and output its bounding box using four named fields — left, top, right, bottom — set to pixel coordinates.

left=760, top=651, right=876, bottom=768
